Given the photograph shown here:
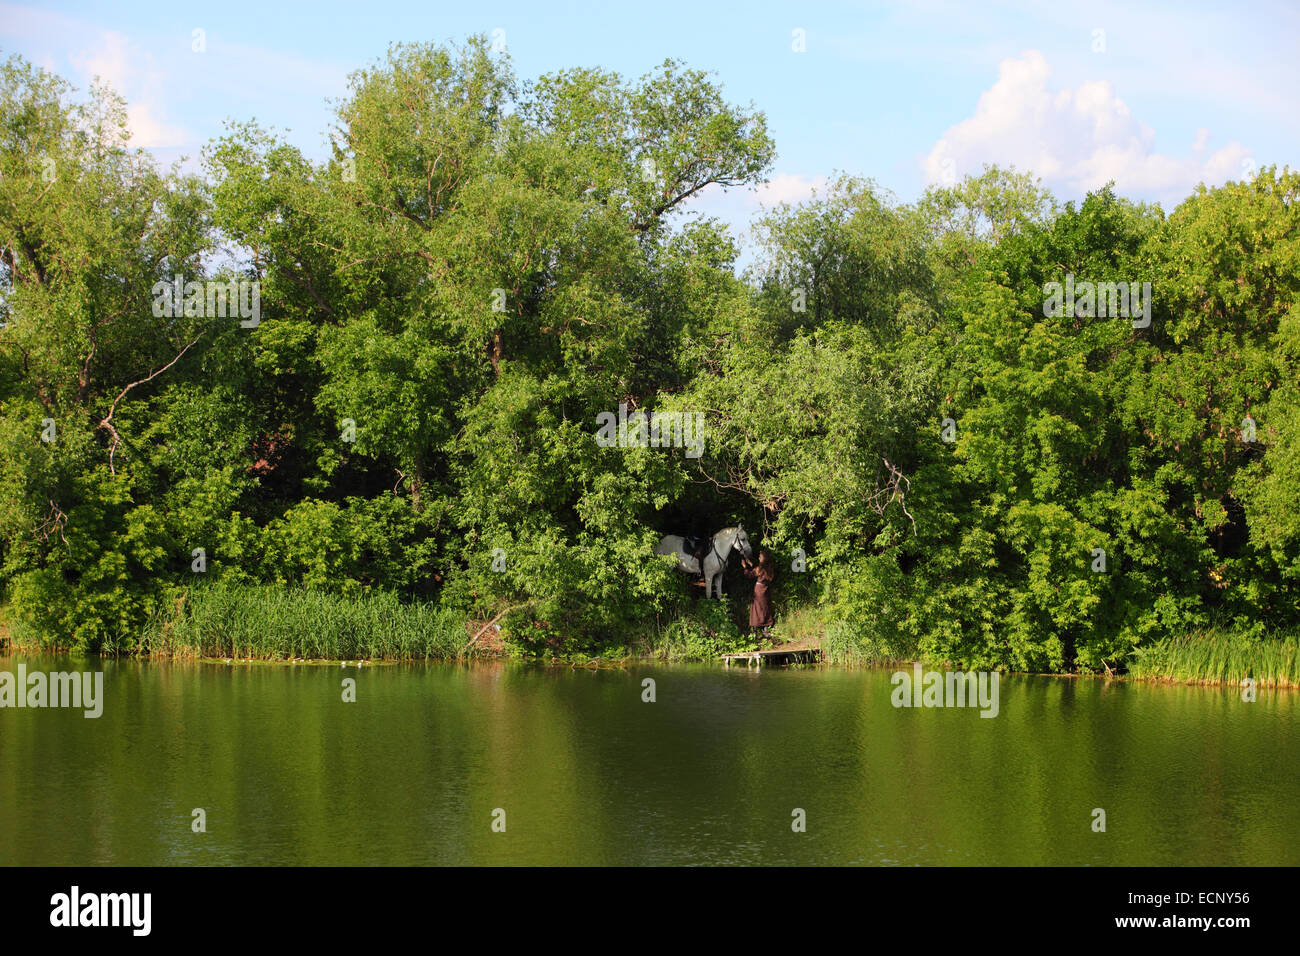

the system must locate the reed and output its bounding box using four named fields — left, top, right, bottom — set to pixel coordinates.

left=821, top=618, right=915, bottom=667
left=1128, top=629, right=1300, bottom=688
left=143, top=583, right=470, bottom=661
